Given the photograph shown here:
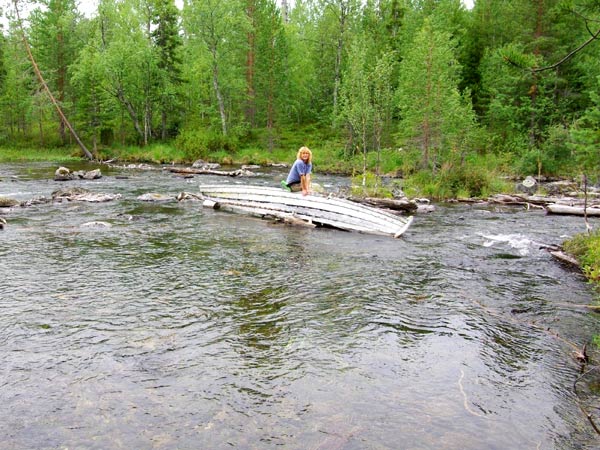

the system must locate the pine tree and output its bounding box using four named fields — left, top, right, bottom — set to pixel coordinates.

left=398, top=18, right=475, bottom=172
